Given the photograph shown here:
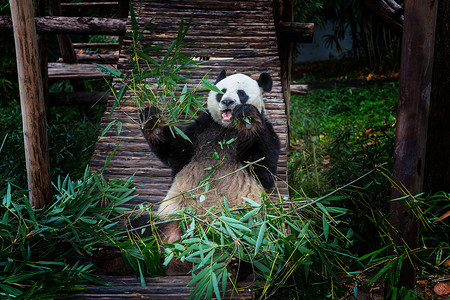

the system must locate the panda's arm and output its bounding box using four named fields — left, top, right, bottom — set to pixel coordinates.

left=232, top=105, right=281, bottom=190
left=140, top=107, right=204, bottom=176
